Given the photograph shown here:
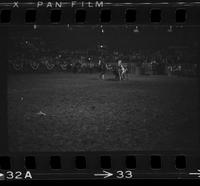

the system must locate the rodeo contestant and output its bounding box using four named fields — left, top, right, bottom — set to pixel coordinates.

left=98, top=58, right=106, bottom=80
left=117, top=59, right=126, bottom=80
